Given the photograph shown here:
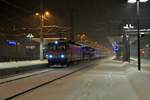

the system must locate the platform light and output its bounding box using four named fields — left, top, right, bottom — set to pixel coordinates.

left=128, top=0, right=136, bottom=3
left=140, top=0, right=149, bottom=2
left=128, top=0, right=149, bottom=3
